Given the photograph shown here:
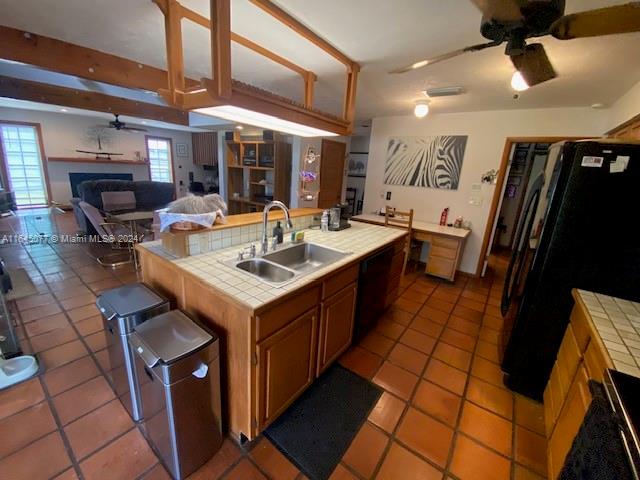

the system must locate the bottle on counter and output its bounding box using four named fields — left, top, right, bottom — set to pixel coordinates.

left=321, top=210, right=329, bottom=232
left=439, top=207, right=449, bottom=226
left=273, top=221, right=283, bottom=244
